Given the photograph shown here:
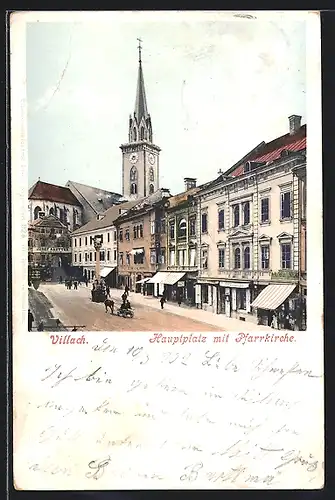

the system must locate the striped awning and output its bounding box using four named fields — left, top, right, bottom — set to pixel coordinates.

left=136, top=277, right=150, bottom=284
left=99, top=267, right=115, bottom=278
left=251, top=284, right=296, bottom=310
left=146, top=272, right=186, bottom=285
